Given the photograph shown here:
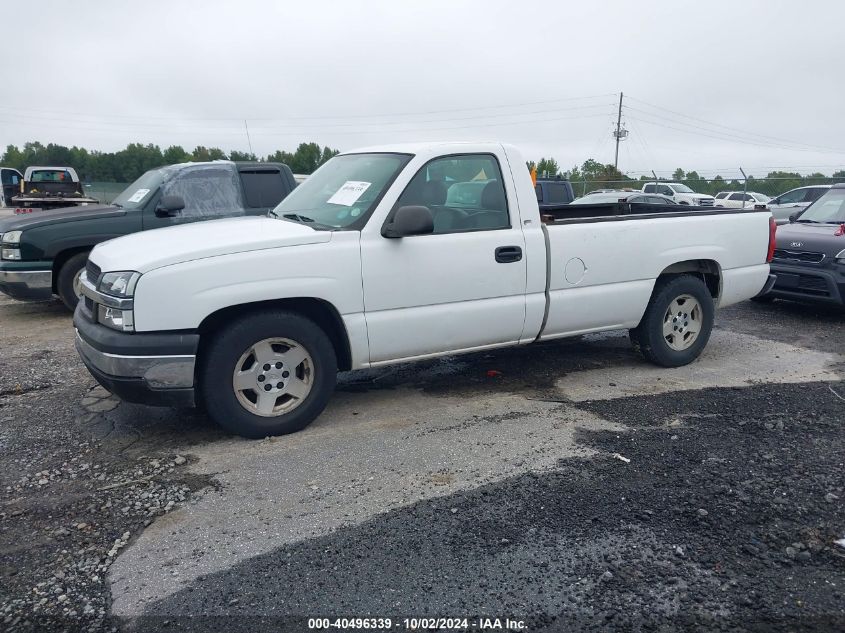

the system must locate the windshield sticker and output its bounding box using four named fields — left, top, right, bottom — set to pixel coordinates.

left=327, top=181, right=371, bottom=207
left=127, top=188, right=150, bottom=203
